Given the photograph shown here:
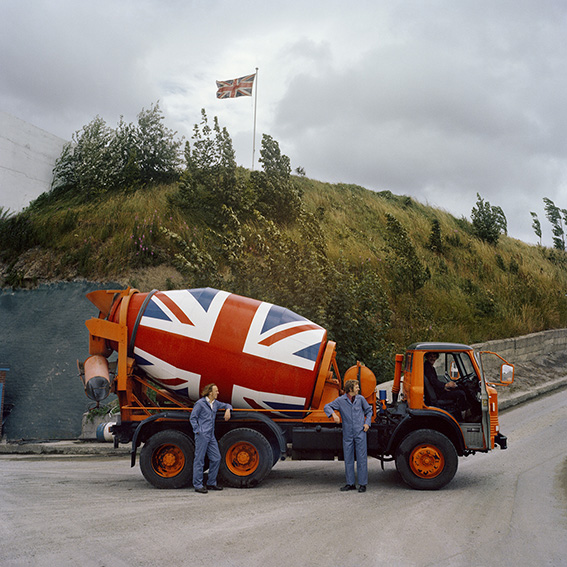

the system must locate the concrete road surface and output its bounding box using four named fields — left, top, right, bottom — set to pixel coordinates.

left=1, top=388, right=566, bottom=567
